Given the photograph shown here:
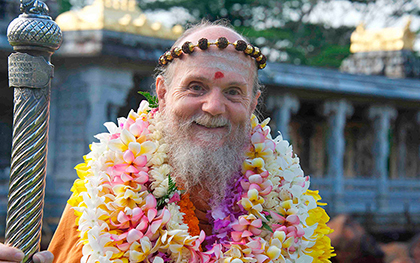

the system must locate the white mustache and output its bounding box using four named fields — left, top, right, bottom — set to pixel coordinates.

left=191, top=114, right=230, bottom=128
